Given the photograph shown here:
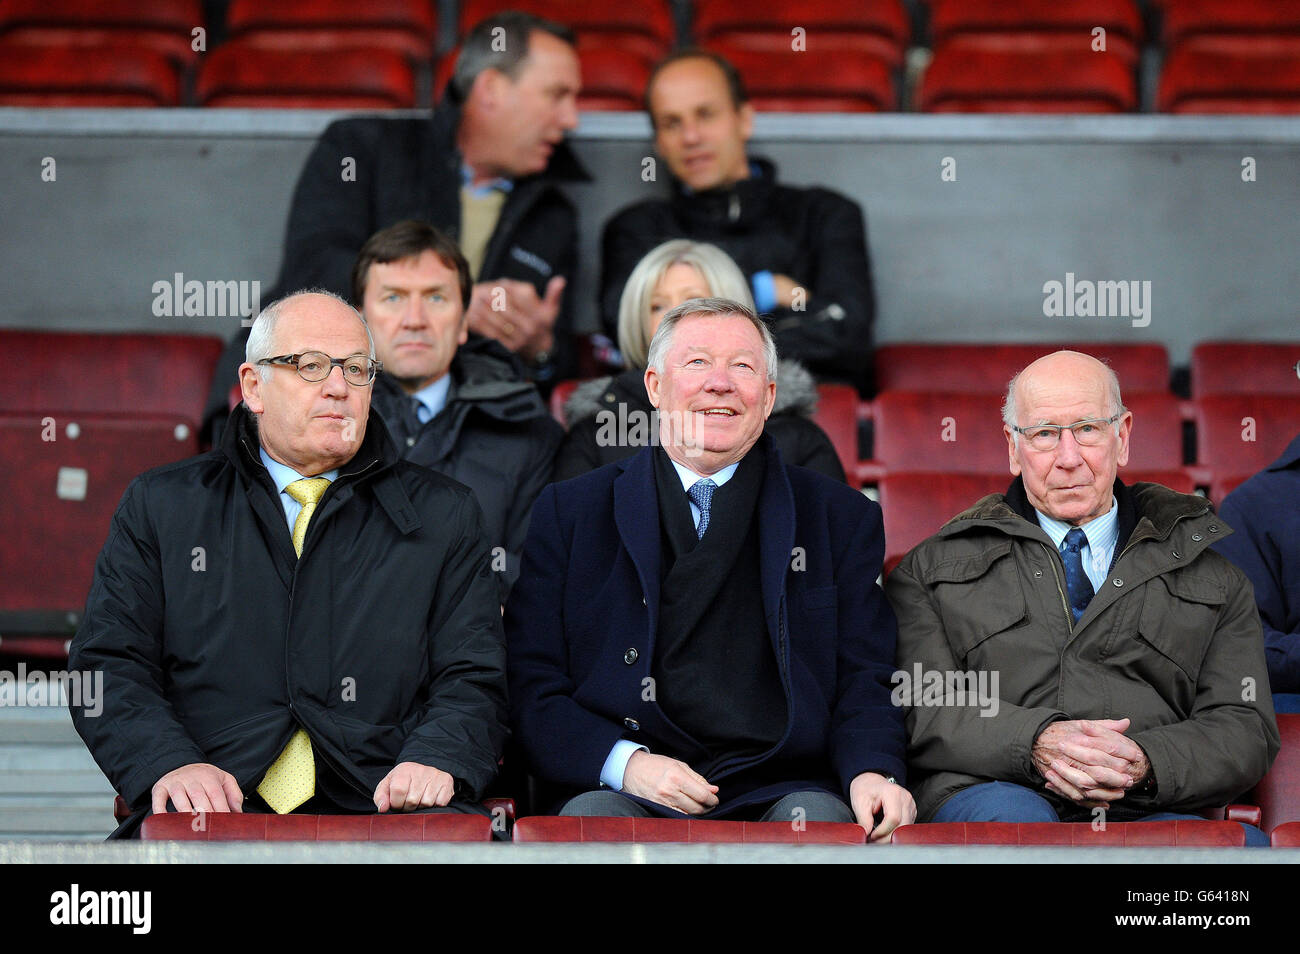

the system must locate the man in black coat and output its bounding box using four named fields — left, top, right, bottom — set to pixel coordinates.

left=201, top=11, right=588, bottom=441
left=70, top=291, right=508, bottom=837
left=506, top=299, right=912, bottom=840
left=355, top=220, right=563, bottom=600
left=599, top=50, right=876, bottom=393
